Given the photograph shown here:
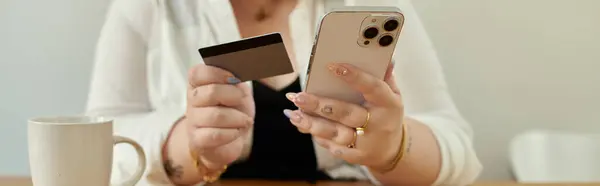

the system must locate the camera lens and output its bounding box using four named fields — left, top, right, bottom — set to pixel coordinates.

left=363, top=27, right=379, bottom=39
left=378, top=35, right=394, bottom=47
left=383, top=19, right=399, bottom=31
